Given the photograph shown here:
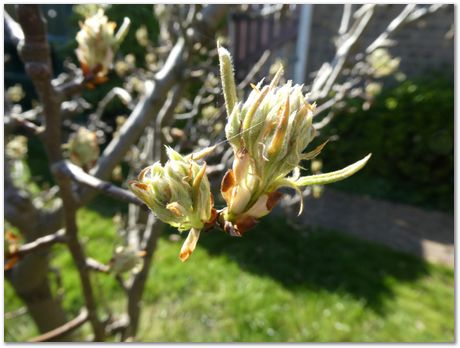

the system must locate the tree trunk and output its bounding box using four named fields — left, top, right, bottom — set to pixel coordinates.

left=7, top=254, right=72, bottom=341
left=5, top=162, right=71, bottom=341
